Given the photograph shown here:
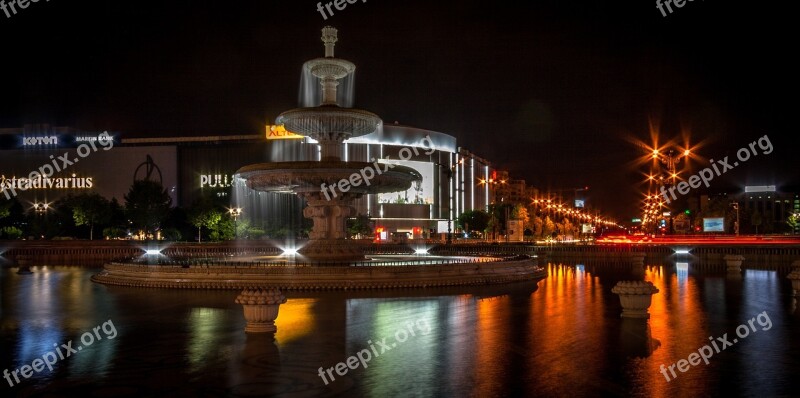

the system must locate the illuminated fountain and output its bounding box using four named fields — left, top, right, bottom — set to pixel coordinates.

left=92, top=27, right=546, bottom=294
left=236, top=26, right=421, bottom=262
